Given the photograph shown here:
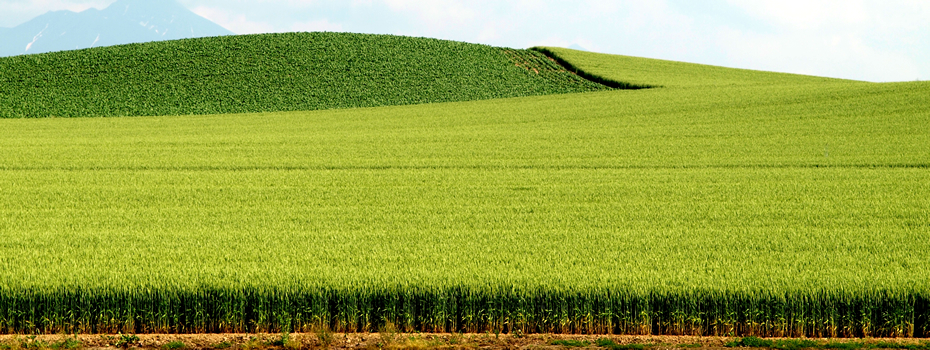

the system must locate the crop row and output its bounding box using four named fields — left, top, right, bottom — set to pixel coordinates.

left=2, top=288, right=927, bottom=337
